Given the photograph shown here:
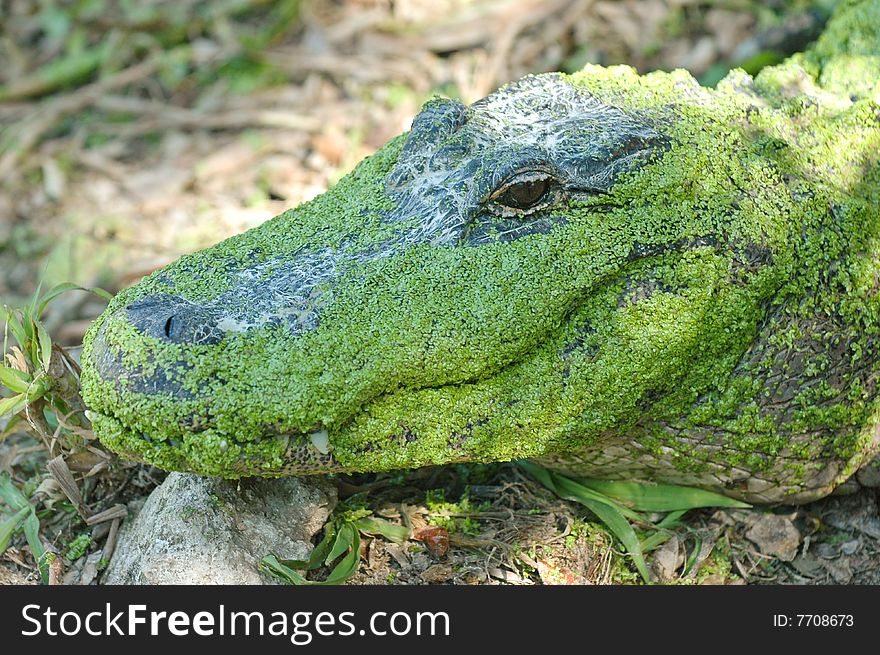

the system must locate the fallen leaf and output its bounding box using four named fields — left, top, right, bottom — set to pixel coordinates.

left=413, top=526, right=449, bottom=557
left=745, top=514, right=801, bottom=561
